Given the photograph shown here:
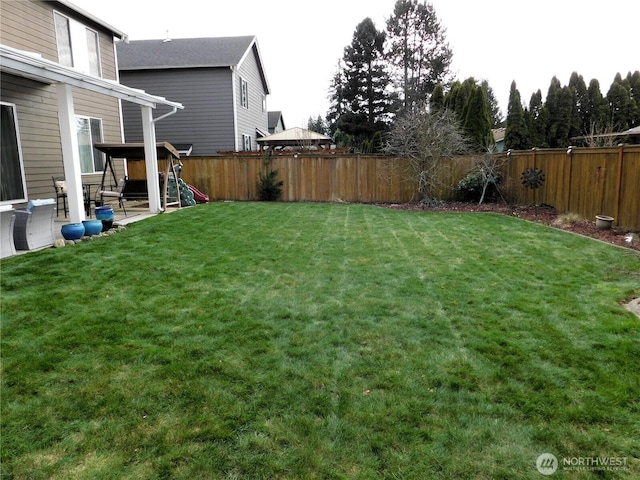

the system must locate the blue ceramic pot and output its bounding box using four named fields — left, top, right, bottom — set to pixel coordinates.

left=94, top=205, right=114, bottom=221
left=61, top=223, right=85, bottom=240
left=94, top=205, right=114, bottom=231
left=82, top=219, right=103, bottom=236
